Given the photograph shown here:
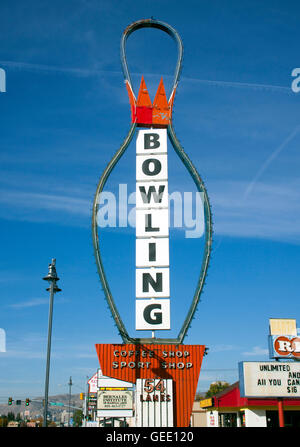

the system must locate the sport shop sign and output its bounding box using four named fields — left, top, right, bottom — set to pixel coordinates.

left=135, top=129, right=170, bottom=331
left=95, top=343, right=205, bottom=427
